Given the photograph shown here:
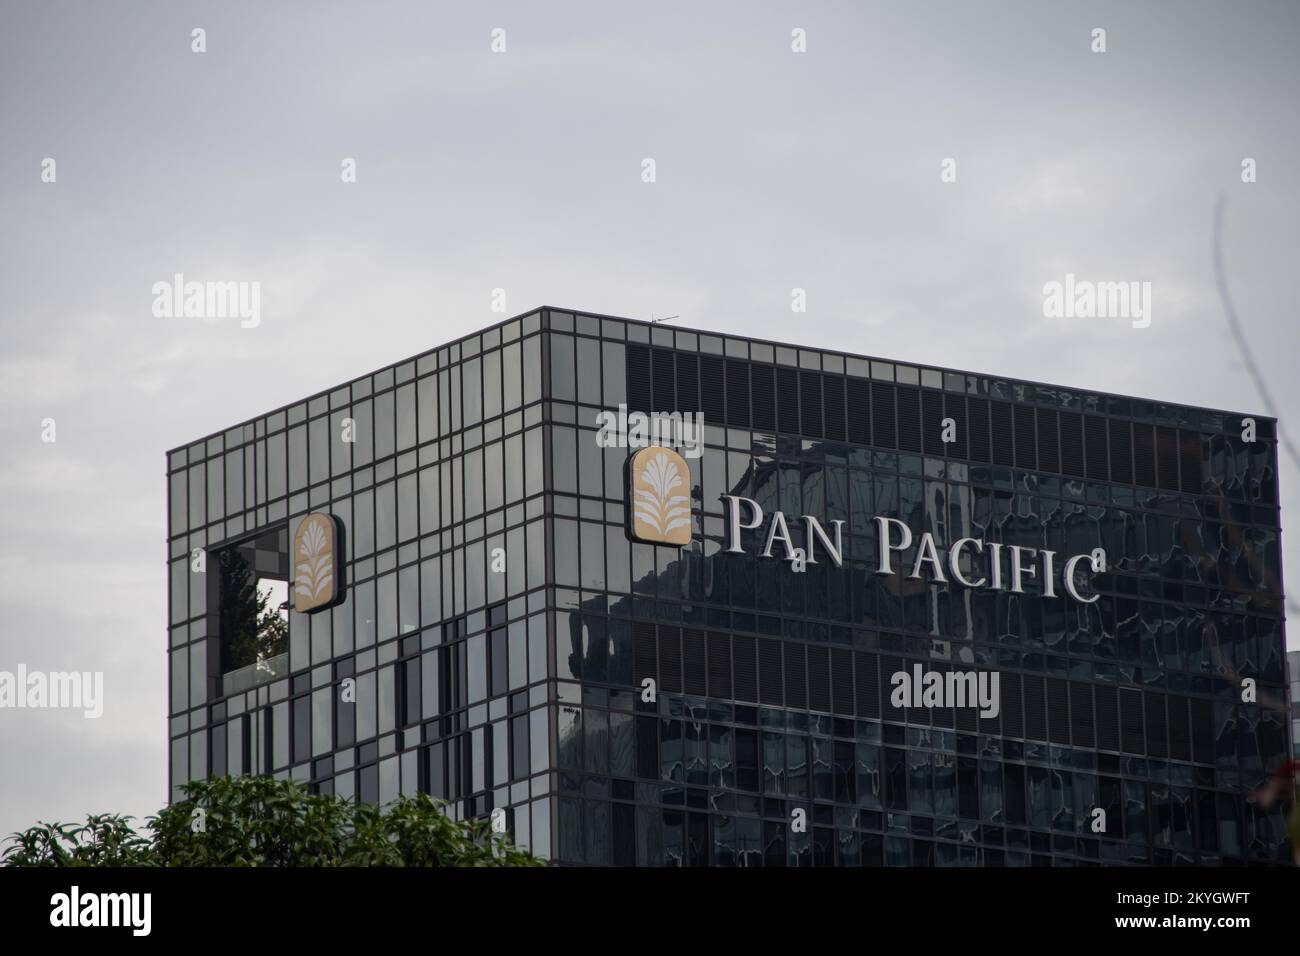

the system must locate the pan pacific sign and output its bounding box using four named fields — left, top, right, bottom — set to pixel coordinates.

left=621, top=447, right=1105, bottom=605
left=719, top=494, right=1103, bottom=604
